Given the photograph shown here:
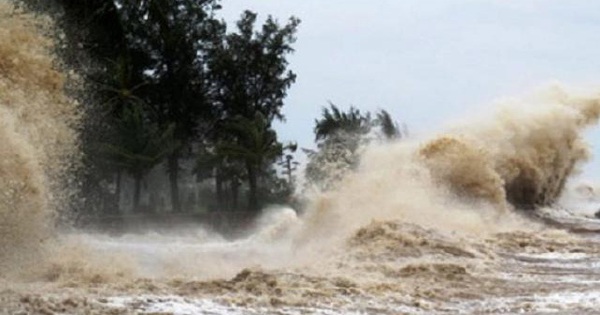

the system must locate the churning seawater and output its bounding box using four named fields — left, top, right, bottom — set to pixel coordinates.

left=4, top=2, right=600, bottom=314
